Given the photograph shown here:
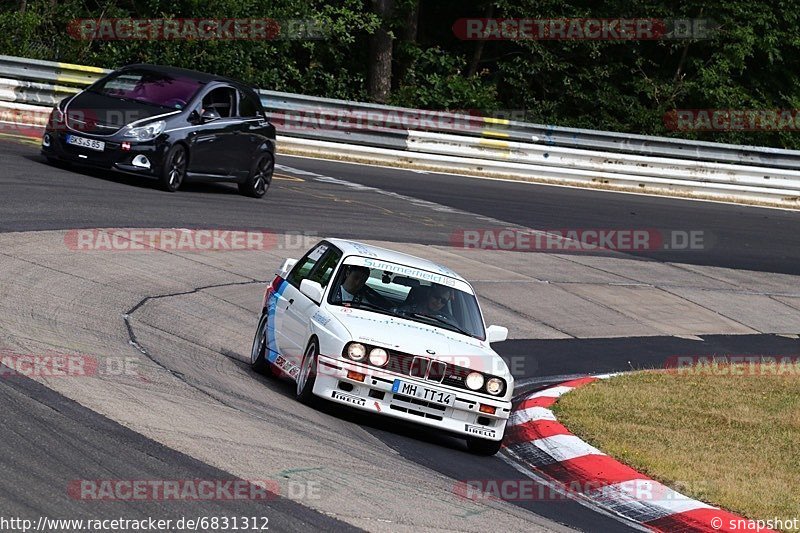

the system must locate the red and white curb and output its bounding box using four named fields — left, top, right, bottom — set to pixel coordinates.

left=502, top=376, right=774, bottom=532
